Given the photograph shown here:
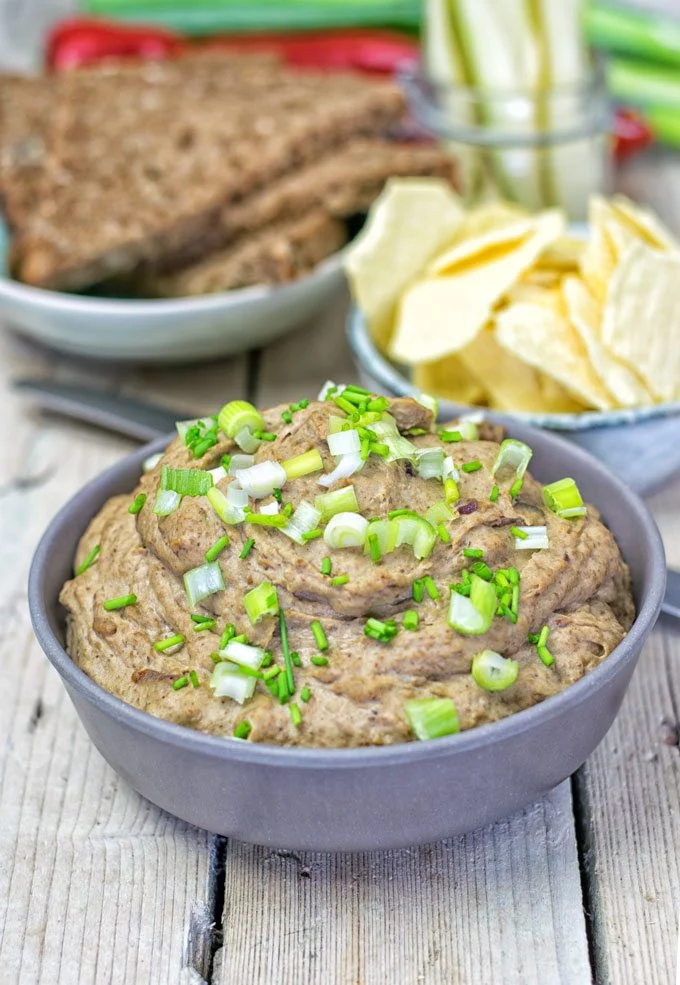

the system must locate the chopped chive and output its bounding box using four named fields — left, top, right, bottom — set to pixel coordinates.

left=334, top=395, right=358, bottom=416
left=537, top=645, right=555, bottom=667
left=388, top=508, right=416, bottom=519
left=219, top=623, right=236, bottom=649
left=210, top=652, right=222, bottom=664
left=245, top=513, right=288, bottom=528
left=311, top=654, right=329, bottom=666
left=423, top=576, right=440, bottom=600
left=193, top=618, right=216, bottom=632
left=461, top=569, right=471, bottom=584
left=240, top=538, right=255, bottom=560
left=538, top=625, right=550, bottom=647
left=297, top=398, right=310, bottom=409
left=233, top=720, right=252, bottom=739
left=495, top=572, right=509, bottom=588
left=511, top=584, right=519, bottom=614
left=510, top=477, right=523, bottom=497
left=221, top=454, right=232, bottom=470
left=262, top=665, right=281, bottom=681
left=205, top=534, right=229, bottom=562
left=331, top=574, right=349, bottom=586
left=440, top=430, right=462, bottom=442
left=490, top=484, right=500, bottom=503
left=279, top=609, right=295, bottom=694
left=527, top=632, right=540, bottom=645
left=172, top=676, right=188, bottom=691
left=103, top=593, right=137, bottom=611
left=282, top=410, right=293, bottom=425
left=300, top=685, right=312, bottom=702
left=75, top=544, right=101, bottom=576
left=403, top=609, right=419, bottom=631
left=344, top=384, right=372, bottom=396
left=235, top=664, right=263, bottom=680
left=500, top=604, right=518, bottom=624
left=436, top=523, right=450, bottom=544
left=507, top=567, right=520, bottom=586
left=282, top=503, right=294, bottom=517
left=412, top=578, right=424, bottom=603
left=463, top=548, right=483, bottom=558
left=301, top=529, right=323, bottom=542
left=154, top=633, right=185, bottom=652
left=261, top=651, right=273, bottom=668
left=310, top=620, right=329, bottom=651
left=265, top=679, right=279, bottom=698
left=191, top=613, right=209, bottom=623
left=278, top=672, right=290, bottom=703
left=368, top=533, right=381, bottom=563
left=189, top=670, right=200, bottom=688
left=470, top=561, right=493, bottom=581
left=462, top=460, right=483, bottom=473
left=444, top=477, right=460, bottom=506
left=360, top=436, right=371, bottom=460
left=510, top=526, right=528, bottom=540
left=290, top=703, right=302, bottom=727
left=364, top=617, right=399, bottom=642
left=291, top=650, right=302, bottom=667
left=367, top=396, right=389, bottom=412
left=321, top=557, right=332, bottom=576
left=272, top=487, right=283, bottom=503
left=370, top=441, right=390, bottom=458
left=232, top=633, right=248, bottom=644
left=128, top=493, right=147, bottom=515
left=254, top=430, right=276, bottom=441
